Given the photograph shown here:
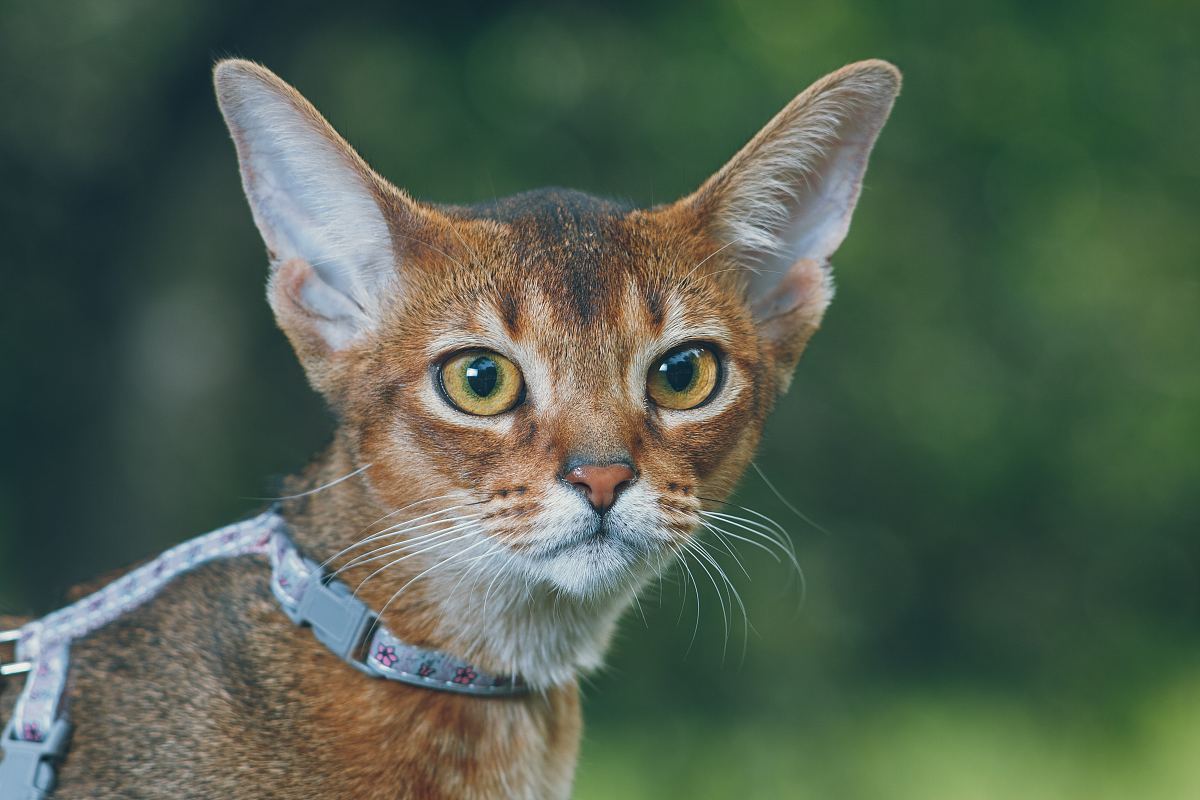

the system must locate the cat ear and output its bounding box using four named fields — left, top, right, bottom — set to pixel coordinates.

left=685, top=60, right=900, bottom=377
left=213, top=59, right=400, bottom=353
